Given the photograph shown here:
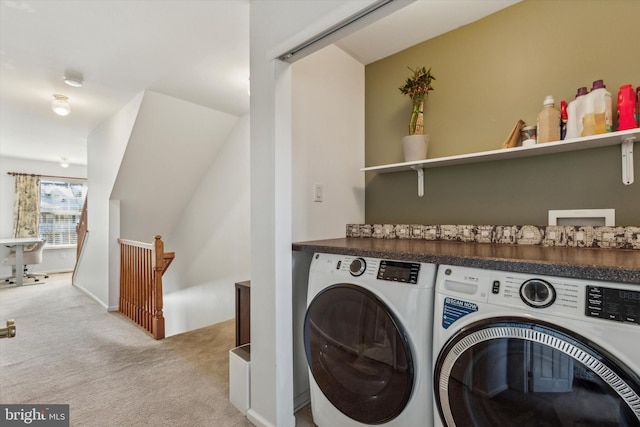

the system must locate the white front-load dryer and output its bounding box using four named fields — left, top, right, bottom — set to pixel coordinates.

left=432, top=265, right=640, bottom=427
left=304, top=252, right=437, bottom=426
